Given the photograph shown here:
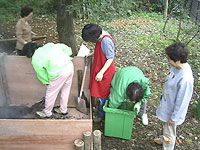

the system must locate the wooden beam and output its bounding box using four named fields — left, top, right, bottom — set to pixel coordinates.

left=0, top=119, right=92, bottom=150
left=0, top=36, right=47, bottom=43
